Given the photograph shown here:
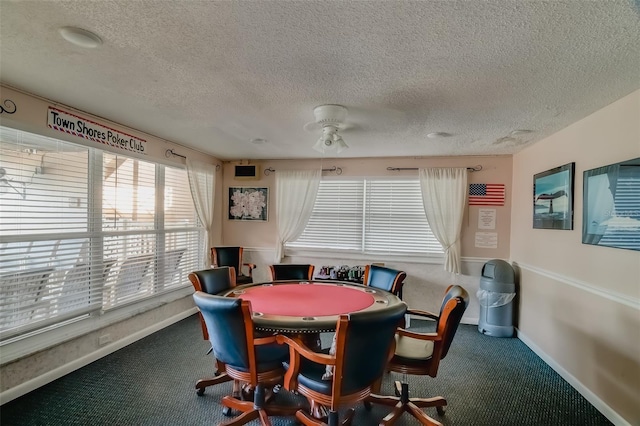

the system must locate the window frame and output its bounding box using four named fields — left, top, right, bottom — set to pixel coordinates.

left=0, top=125, right=204, bottom=353
left=285, top=176, right=445, bottom=264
